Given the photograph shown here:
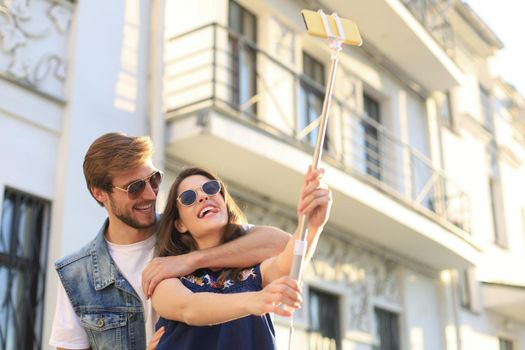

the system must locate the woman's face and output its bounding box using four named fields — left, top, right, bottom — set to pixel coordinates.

left=174, top=174, right=228, bottom=248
